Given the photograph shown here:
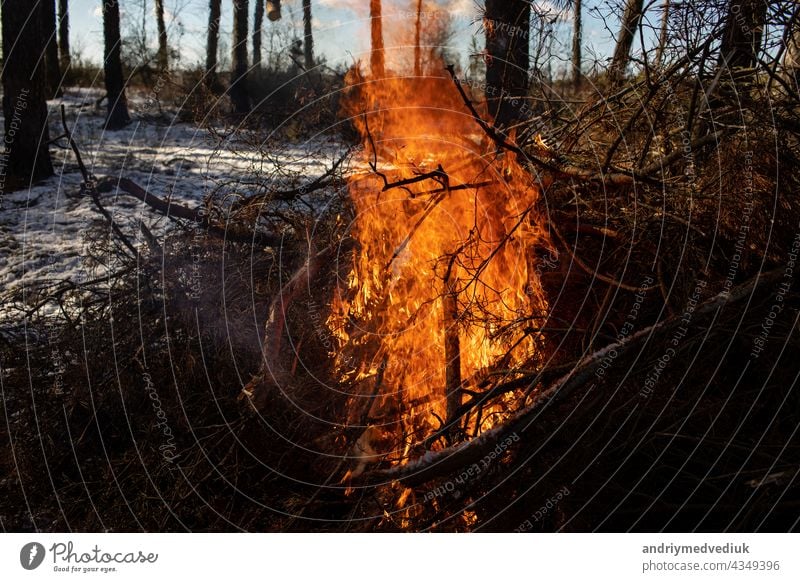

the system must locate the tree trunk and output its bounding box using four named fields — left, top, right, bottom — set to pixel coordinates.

left=102, top=0, right=131, bottom=129
left=484, top=0, right=530, bottom=127
left=609, top=0, right=644, bottom=84
left=1, top=0, right=54, bottom=185
left=253, top=0, right=264, bottom=69
left=231, top=0, right=250, bottom=115
left=718, top=0, right=767, bottom=73
left=783, top=5, right=800, bottom=89
left=155, top=0, right=168, bottom=70
left=42, top=0, right=62, bottom=98
left=206, top=0, right=222, bottom=86
left=303, top=0, right=314, bottom=70
left=572, top=0, right=582, bottom=89
left=414, top=0, right=422, bottom=77
left=58, top=0, right=70, bottom=71
left=370, top=0, right=384, bottom=78
left=654, top=0, right=670, bottom=66
left=443, top=274, right=462, bottom=441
